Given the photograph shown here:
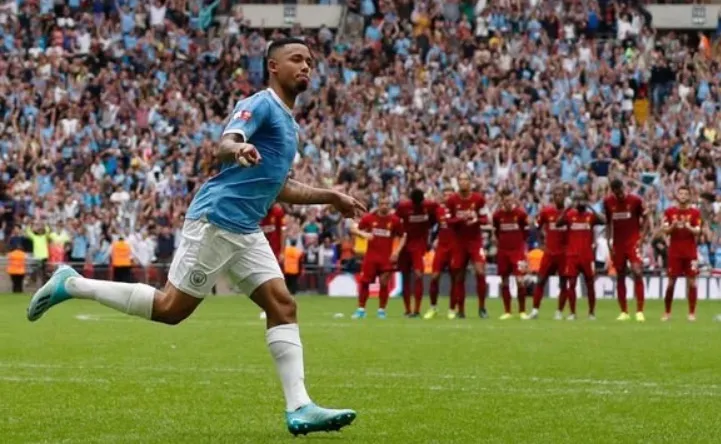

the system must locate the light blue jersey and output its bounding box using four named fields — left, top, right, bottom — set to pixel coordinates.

left=187, top=89, right=299, bottom=234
